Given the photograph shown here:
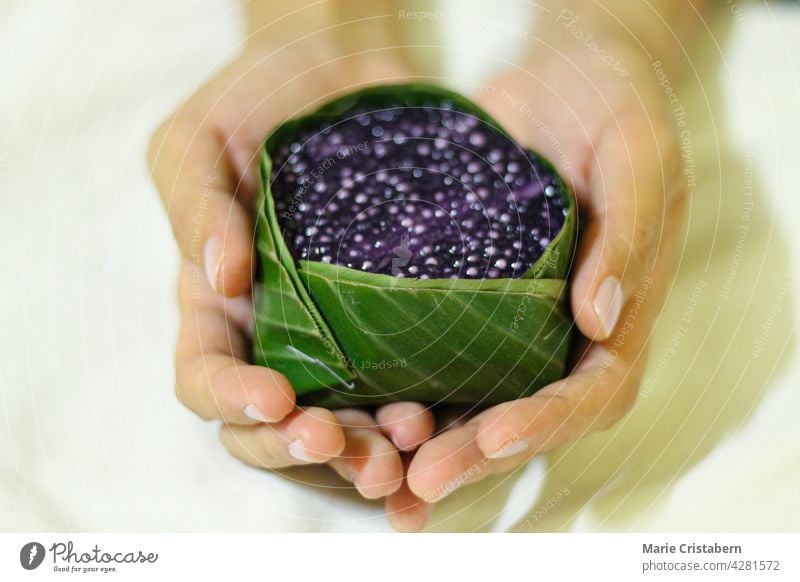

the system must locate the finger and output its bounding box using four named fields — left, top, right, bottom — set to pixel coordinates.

left=385, top=455, right=433, bottom=532
left=475, top=214, right=681, bottom=461
left=406, top=422, right=488, bottom=503
left=571, top=114, right=683, bottom=340
left=474, top=348, right=639, bottom=461
left=328, top=409, right=404, bottom=499
left=406, top=417, right=544, bottom=503
left=148, top=108, right=254, bottom=297
left=375, top=402, right=435, bottom=451
left=477, top=167, right=685, bottom=460
left=220, top=407, right=346, bottom=469
left=175, top=261, right=295, bottom=424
